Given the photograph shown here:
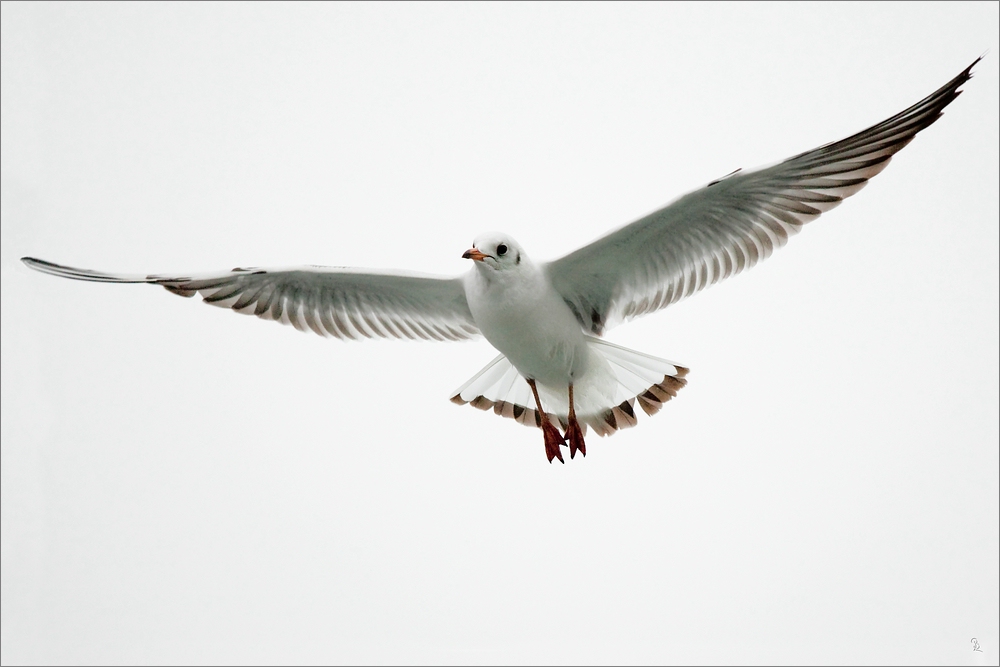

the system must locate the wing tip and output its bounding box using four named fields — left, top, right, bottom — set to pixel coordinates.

left=22, top=256, right=56, bottom=271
